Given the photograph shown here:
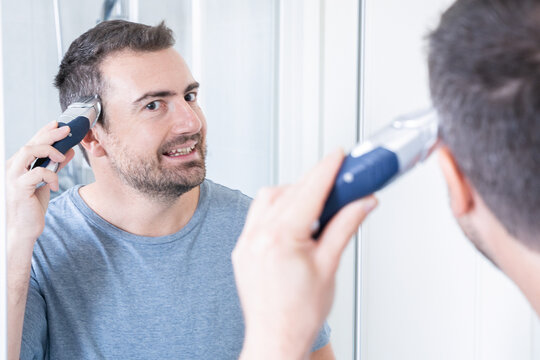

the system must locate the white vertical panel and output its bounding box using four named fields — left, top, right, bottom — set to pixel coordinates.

left=320, top=1, right=359, bottom=359
left=0, top=0, right=6, bottom=357
left=128, top=0, right=138, bottom=22
left=278, top=1, right=359, bottom=358
left=356, top=1, right=366, bottom=358
left=361, top=0, right=536, bottom=359
left=277, top=0, right=321, bottom=184
left=198, top=0, right=278, bottom=197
